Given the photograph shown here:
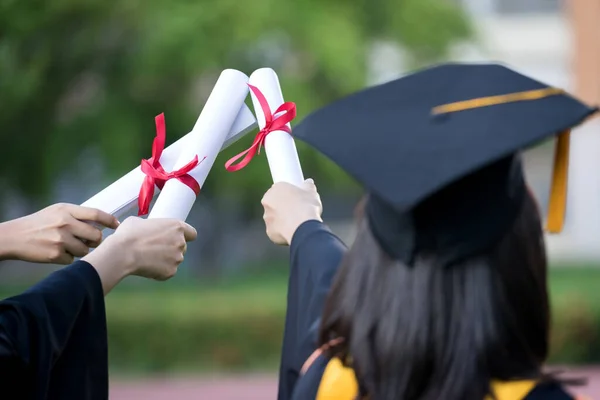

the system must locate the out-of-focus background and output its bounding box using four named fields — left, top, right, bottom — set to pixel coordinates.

left=2, top=0, right=600, bottom=398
